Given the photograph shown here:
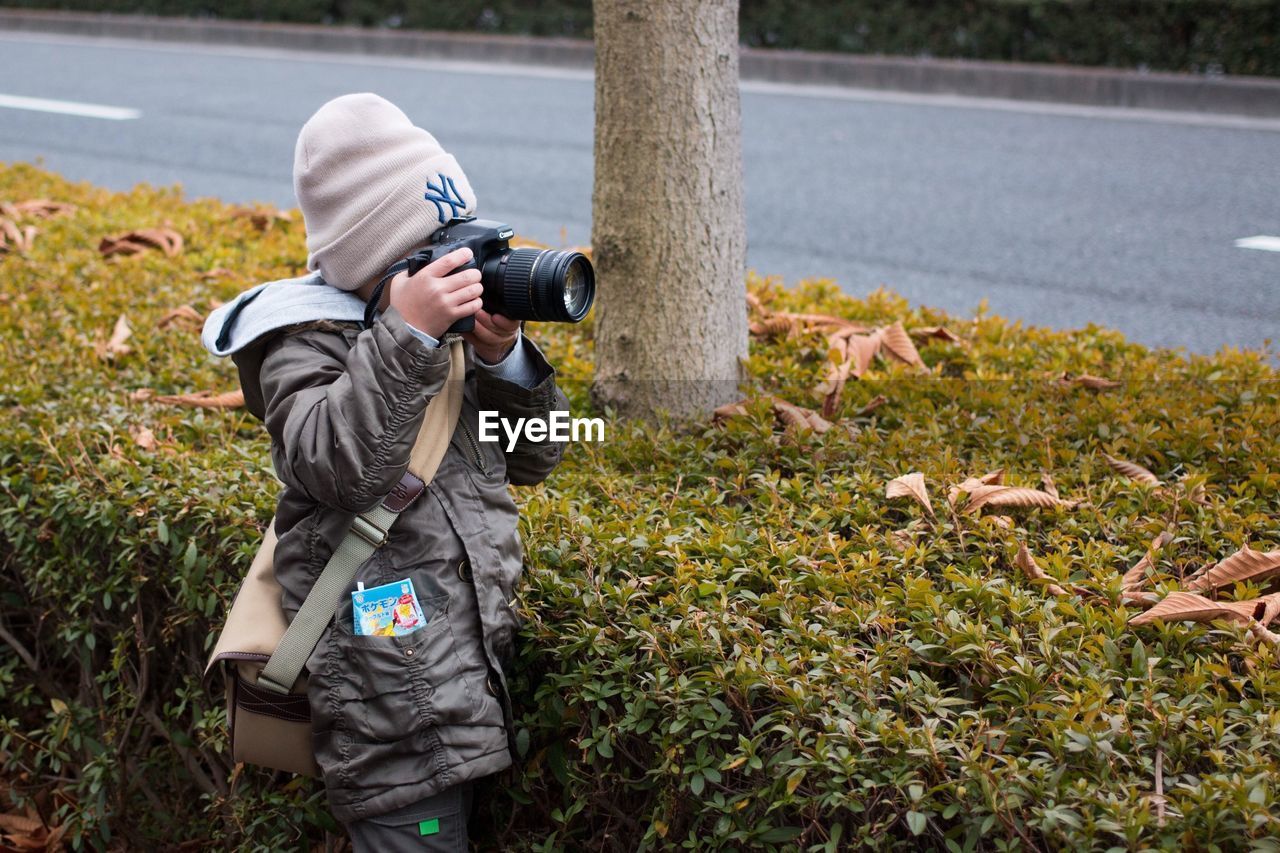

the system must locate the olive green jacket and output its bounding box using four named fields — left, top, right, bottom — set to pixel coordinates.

left=233, top=305, right=567, bottom=822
